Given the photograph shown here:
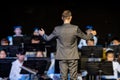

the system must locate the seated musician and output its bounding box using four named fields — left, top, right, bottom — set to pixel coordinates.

left=25, top=35, right=44, bottom=57
left=0, top=49, right=7, bottom=59
left=101, top=48, right=120, bottom=80
left=78, top=39, right=96, bottom=80
left=9, top=49, right=29, bottom=80
left=0, top=38, right=9, bottom=46
left=25, top=27, right=45, bottom=57
left=7, top=25, right=24, bottom=45
left=110, top=37, right=120, bottom=46
left=36, top=50, right=44, bottom=57
left=86, top=39, right=95, bottom=46
left=0, top=49, right=8, bottom=80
